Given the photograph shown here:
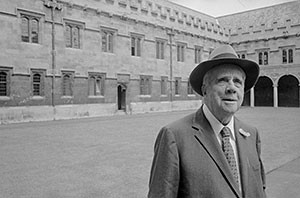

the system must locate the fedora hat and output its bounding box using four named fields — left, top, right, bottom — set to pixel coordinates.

left=189, top=45, right=259, bottom=96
